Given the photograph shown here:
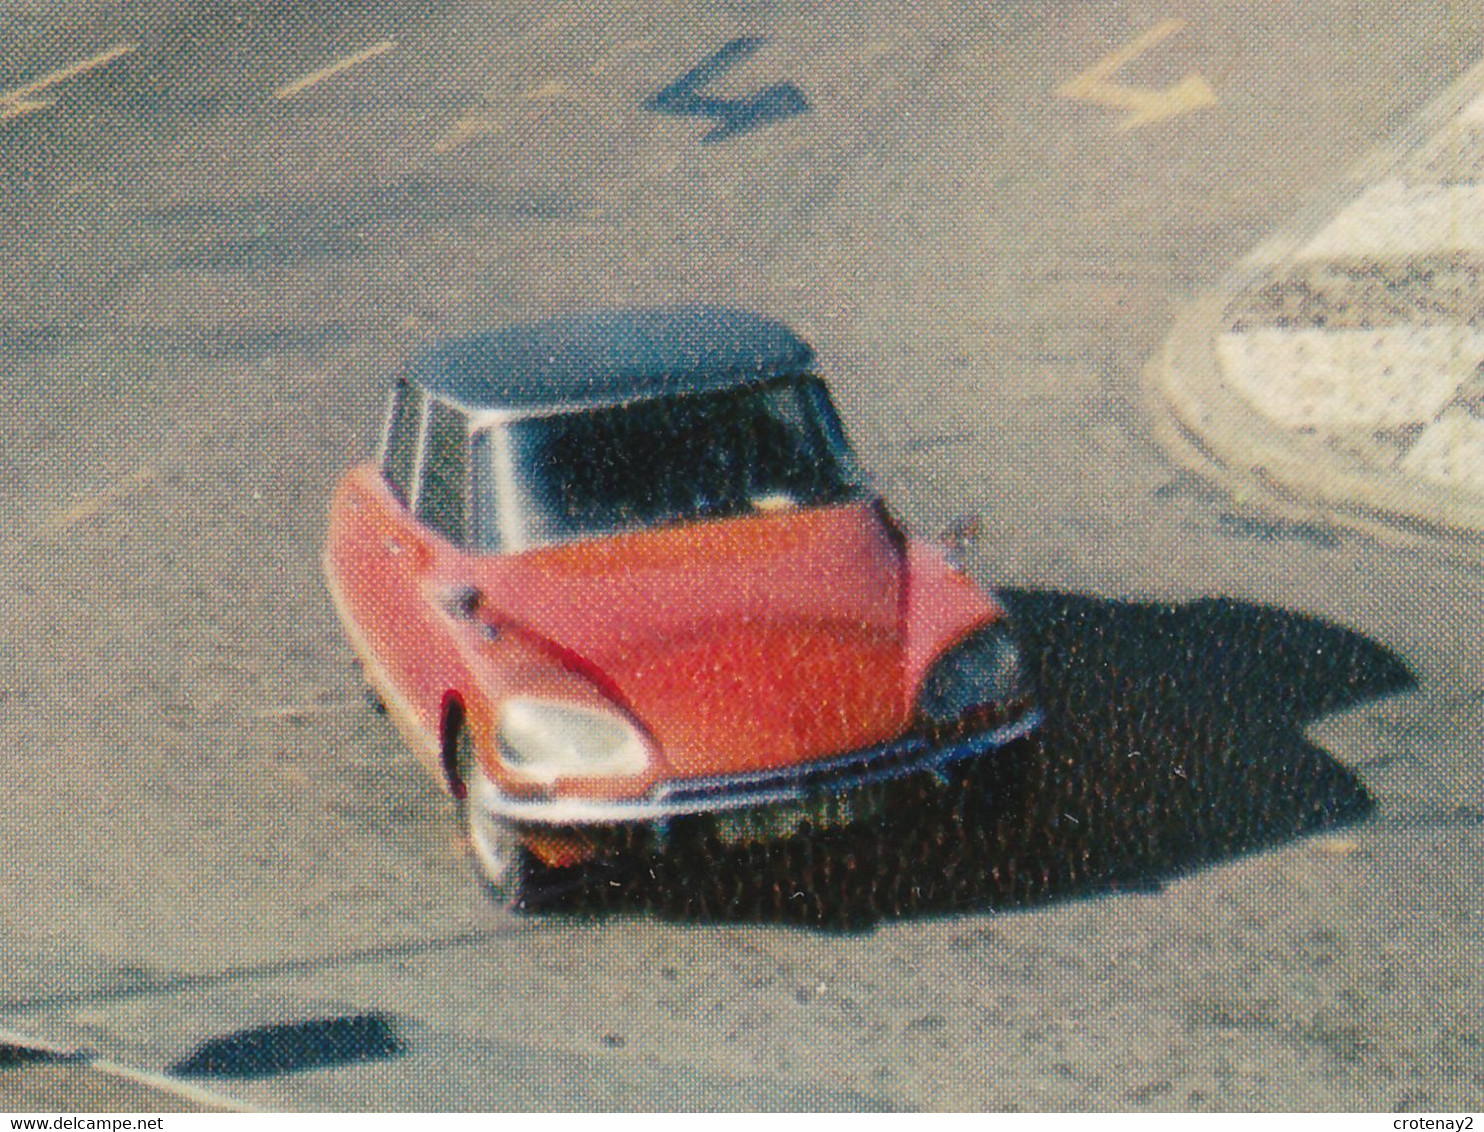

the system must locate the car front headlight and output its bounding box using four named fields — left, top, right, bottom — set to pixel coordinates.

left=917, top=623, right=1033, bottom=730
left=496, top=698, right=650, bottom=786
